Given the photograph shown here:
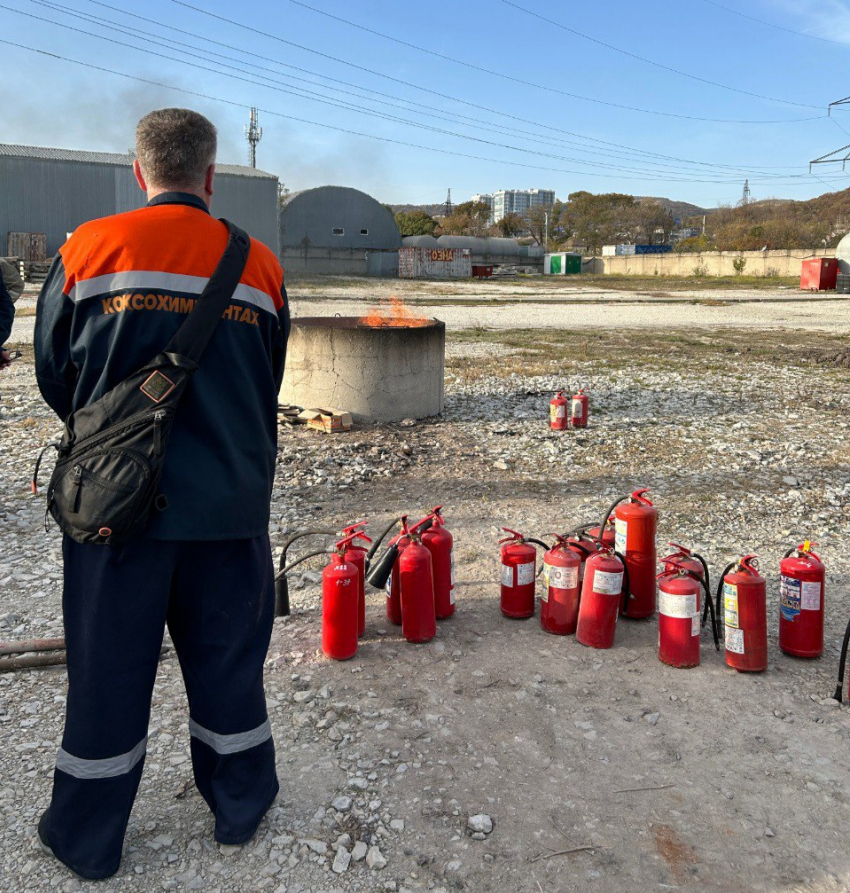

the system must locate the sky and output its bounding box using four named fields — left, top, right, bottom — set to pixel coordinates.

left=2, top=0, right=850, bottom=208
